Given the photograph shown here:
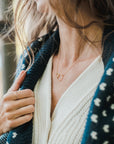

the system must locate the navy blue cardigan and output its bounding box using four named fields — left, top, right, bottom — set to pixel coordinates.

left=0, top=27, right=114, bottom=144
